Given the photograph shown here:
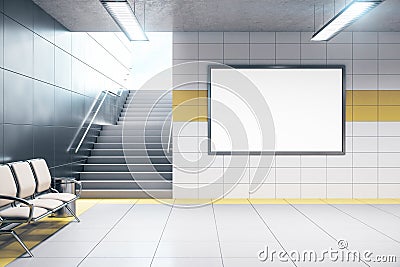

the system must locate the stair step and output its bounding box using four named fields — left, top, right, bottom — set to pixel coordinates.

left=116, top=121, right=170, bottom=126
left=79, top=172, right=172, bottom=181
left=83, top=164, right=172, bottom=172
left=119, top=117, right=169, bottom=121
left=80, top=189, right=172, bottom=199
left=123, top=103, right=171, bottom=108
left=91, top=149, right=171, bottom=156
left=81, top=180, right=172, bottom=190
left=97, top=136, right=169, bottom=143
left=87, top=156, right=172, bottom=164
left=100, top=130, right=169, bottom=137
left=94, top=143, right=168, bottom=149
left=102, top=124, right=170, bottom=130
